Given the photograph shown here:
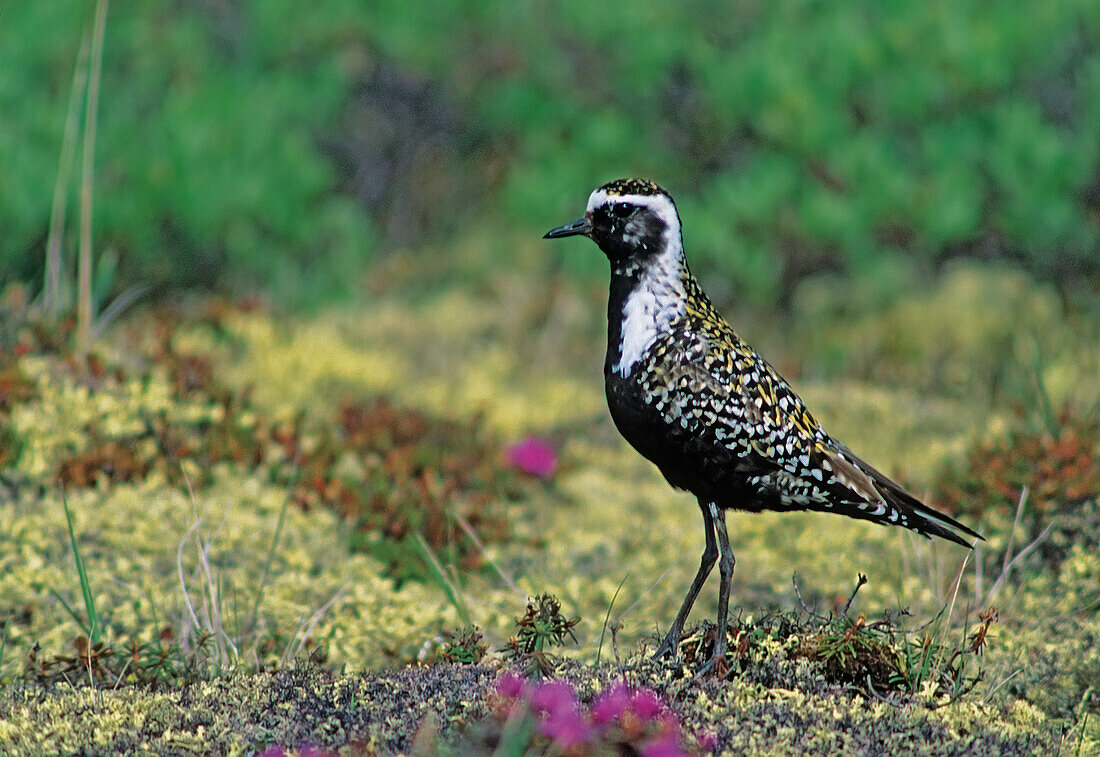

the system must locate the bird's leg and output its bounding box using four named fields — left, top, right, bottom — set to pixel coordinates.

left=653, top=502, right=717, bottom=660
left=697, top=504, right=735, bottom=677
